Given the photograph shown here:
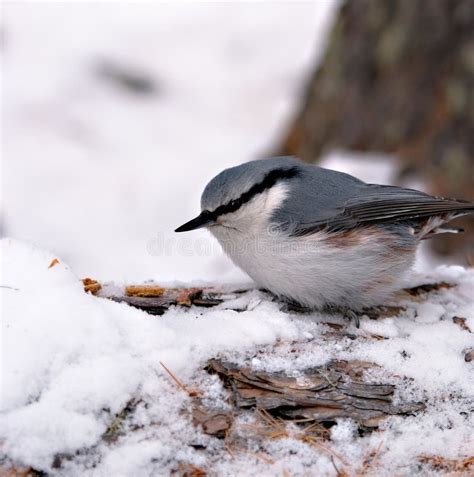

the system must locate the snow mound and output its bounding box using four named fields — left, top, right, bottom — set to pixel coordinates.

left=1, top=238, right=473, bottom=475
